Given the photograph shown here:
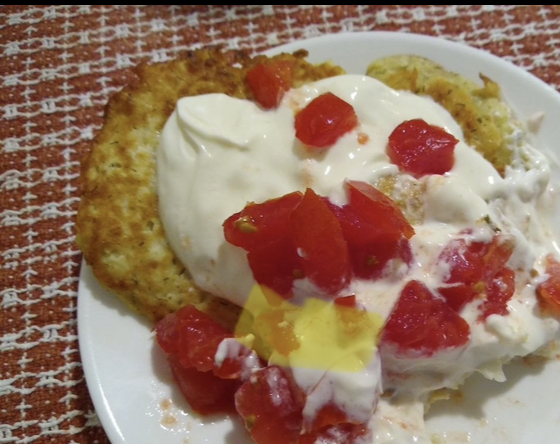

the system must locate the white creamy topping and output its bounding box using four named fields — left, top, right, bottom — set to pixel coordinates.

left=157, top=74, right=560, bottom=442
left=158, top=75, right=505, bottom=307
